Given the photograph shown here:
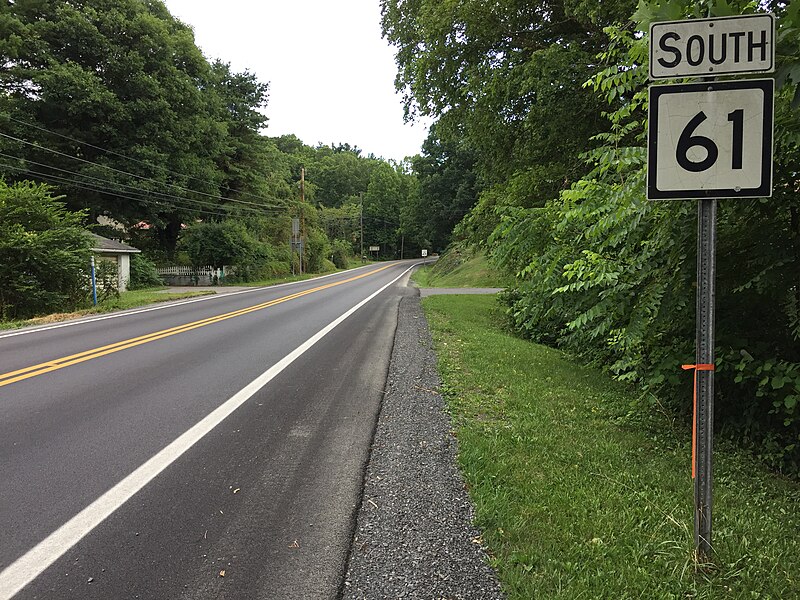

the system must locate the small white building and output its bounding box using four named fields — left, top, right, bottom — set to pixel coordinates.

left=89, top=233, right=141, bottom=292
